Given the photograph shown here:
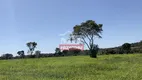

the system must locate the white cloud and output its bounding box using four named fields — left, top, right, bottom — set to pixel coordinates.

left=59, top=31, right=72, bottom=37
